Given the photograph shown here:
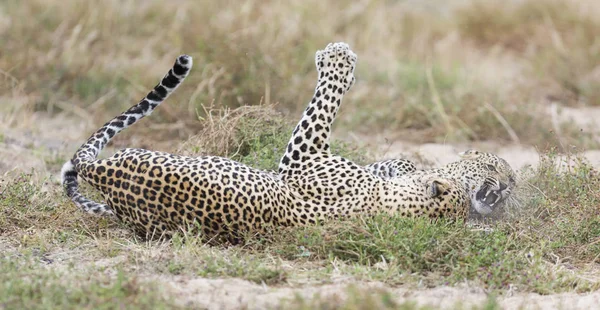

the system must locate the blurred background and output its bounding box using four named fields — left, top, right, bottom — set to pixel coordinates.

left=1, top=0, right=599, bottom=174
